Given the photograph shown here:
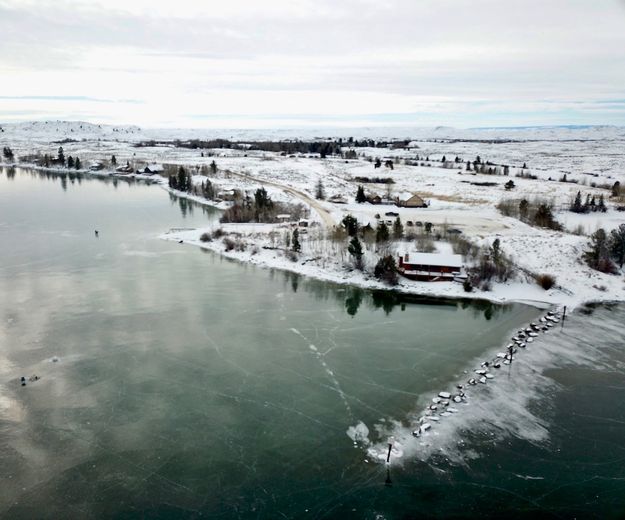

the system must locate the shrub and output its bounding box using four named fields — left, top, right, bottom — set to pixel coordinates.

left=466, top=239, right=517, bottom=286
left=597, top=257, right=617, bottom=274
left=200, top=232, right=212, bottom=242
left=212, top=228, right=225, bottom=239
left=374, top=255, right=398, bottom=286
left=223, top=237, right=236, bottom=251
left=536, top=274, right=556, bottom=290
left=414, top=236, right=436, bottom=253
left=463, top=278, right=473, bottom=292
